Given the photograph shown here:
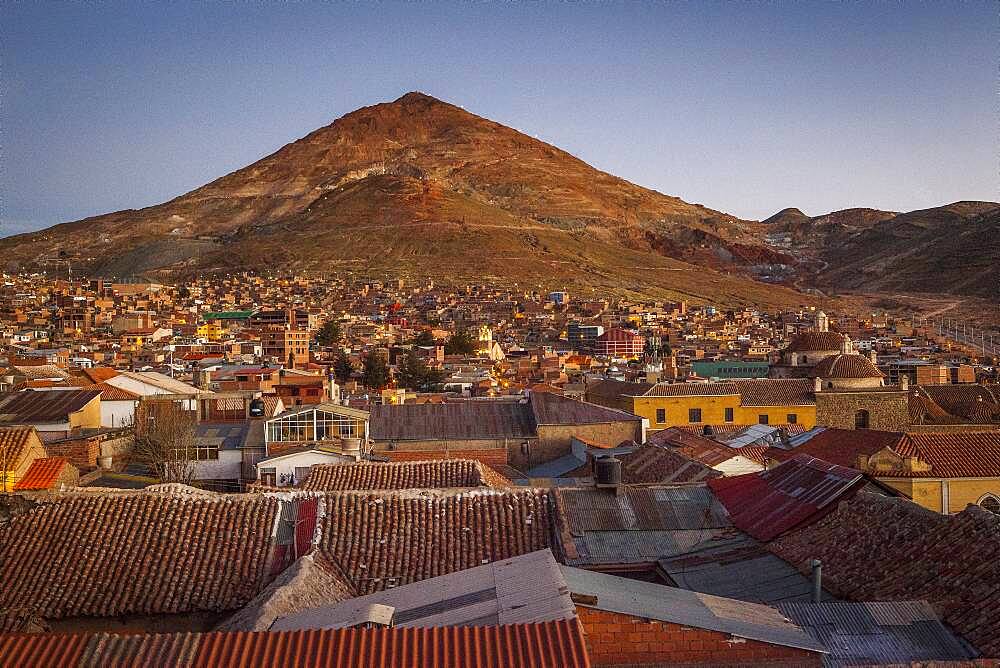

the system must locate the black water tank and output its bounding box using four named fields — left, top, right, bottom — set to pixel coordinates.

left=594, top=456, right=622, bottom=489
left=249, top=398, right=265, bottom=417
